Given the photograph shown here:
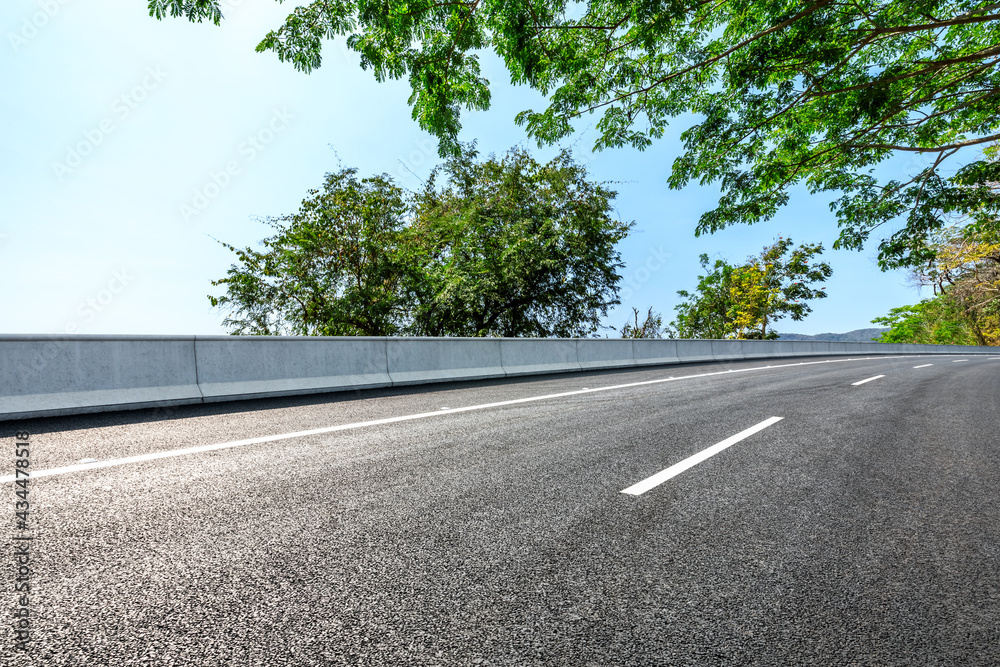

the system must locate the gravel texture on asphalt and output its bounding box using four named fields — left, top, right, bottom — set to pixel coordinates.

left=3, top=355, right=999, bottom=666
